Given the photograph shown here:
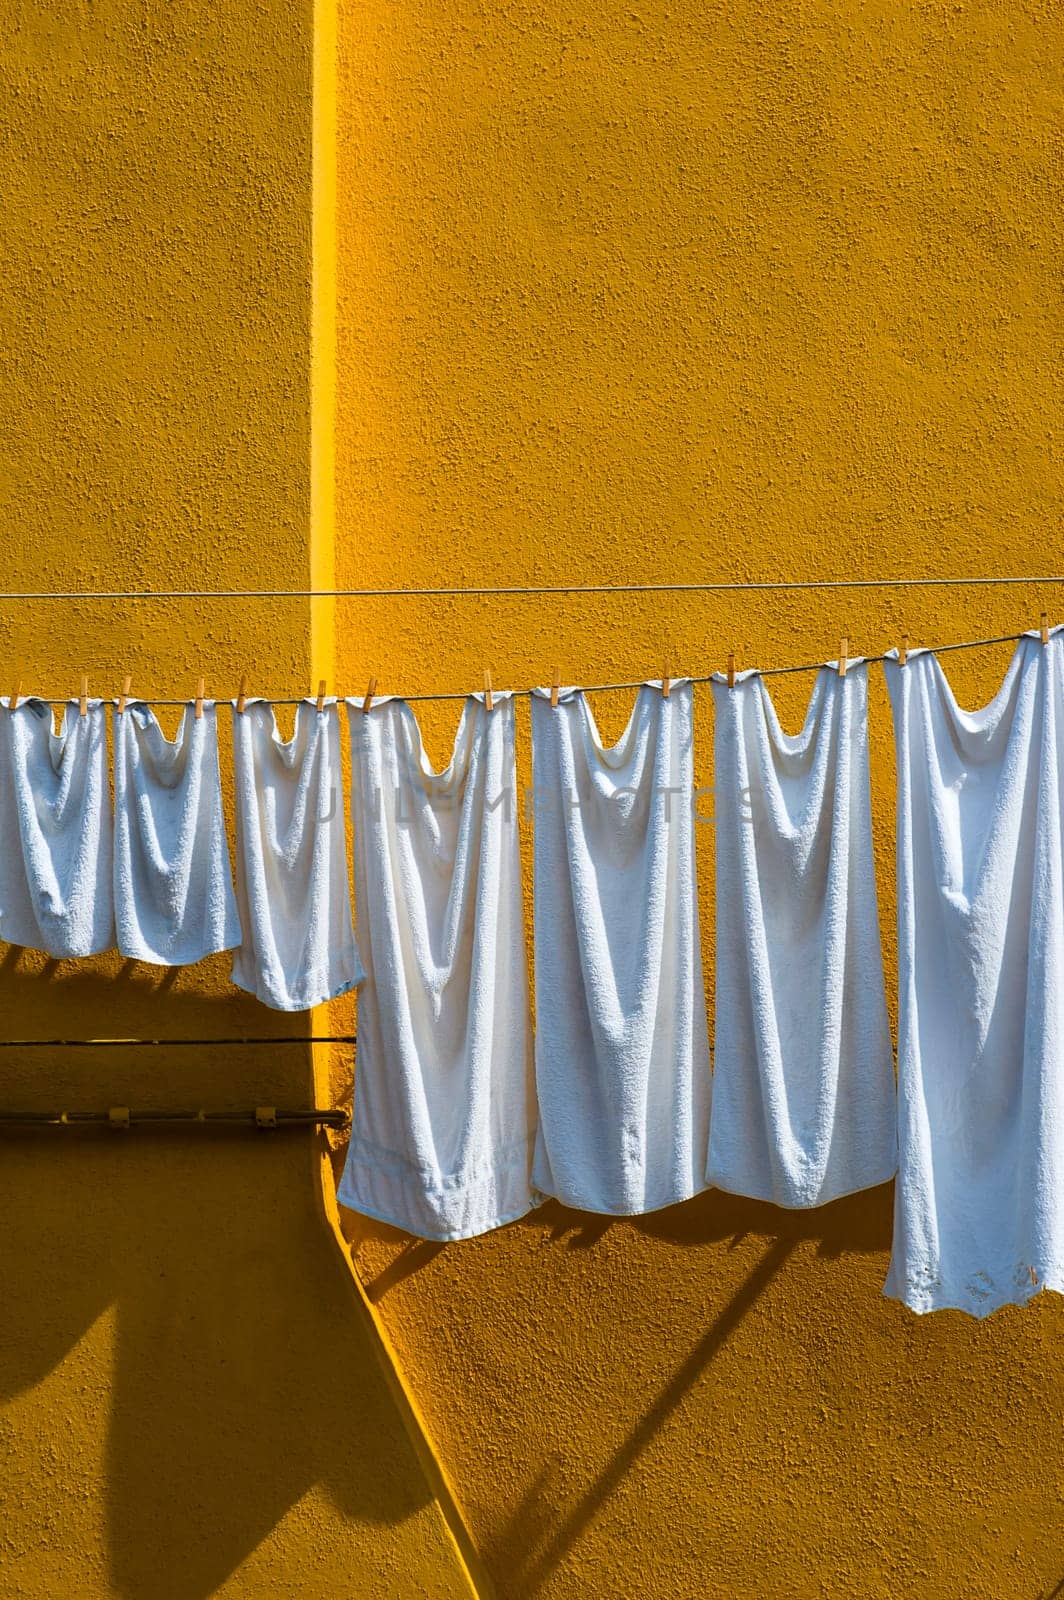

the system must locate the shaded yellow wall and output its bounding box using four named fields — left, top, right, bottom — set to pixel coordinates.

left=0, top=4, right=475, bottom=1597
left=336, top=3, right=1064, bottom=1597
